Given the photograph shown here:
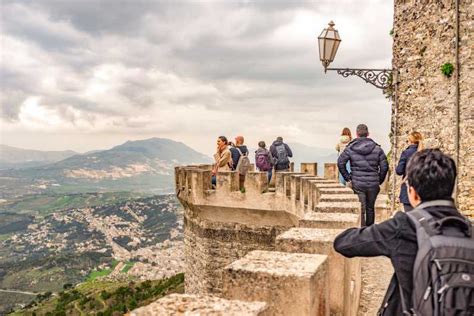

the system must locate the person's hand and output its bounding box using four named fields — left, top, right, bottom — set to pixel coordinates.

left=346, top=180, right=352, bottom=188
